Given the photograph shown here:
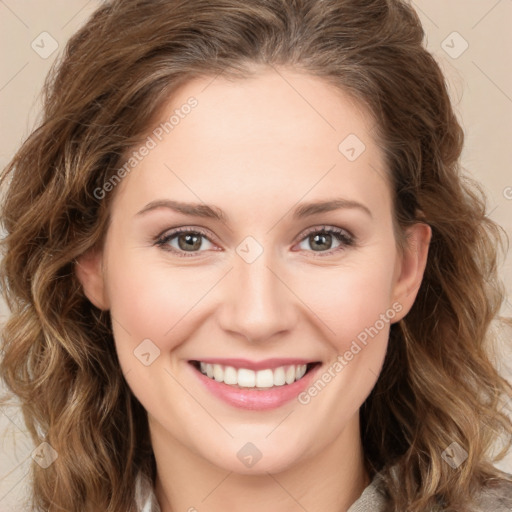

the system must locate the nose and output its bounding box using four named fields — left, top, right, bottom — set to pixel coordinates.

left=217, top=246, right=298, bottom=343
